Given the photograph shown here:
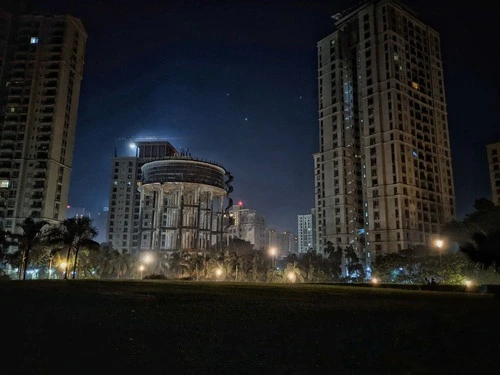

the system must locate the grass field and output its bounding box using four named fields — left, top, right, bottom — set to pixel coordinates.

left=1, top=280, right=498, bottom=374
